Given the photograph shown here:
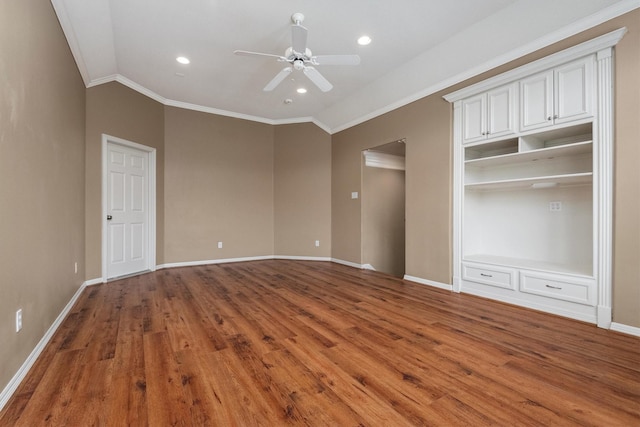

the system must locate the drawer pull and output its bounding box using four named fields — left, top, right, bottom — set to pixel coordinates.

left=546, top=284, right=563, bottom=290
left=480, top=273, right=493, bottom=278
